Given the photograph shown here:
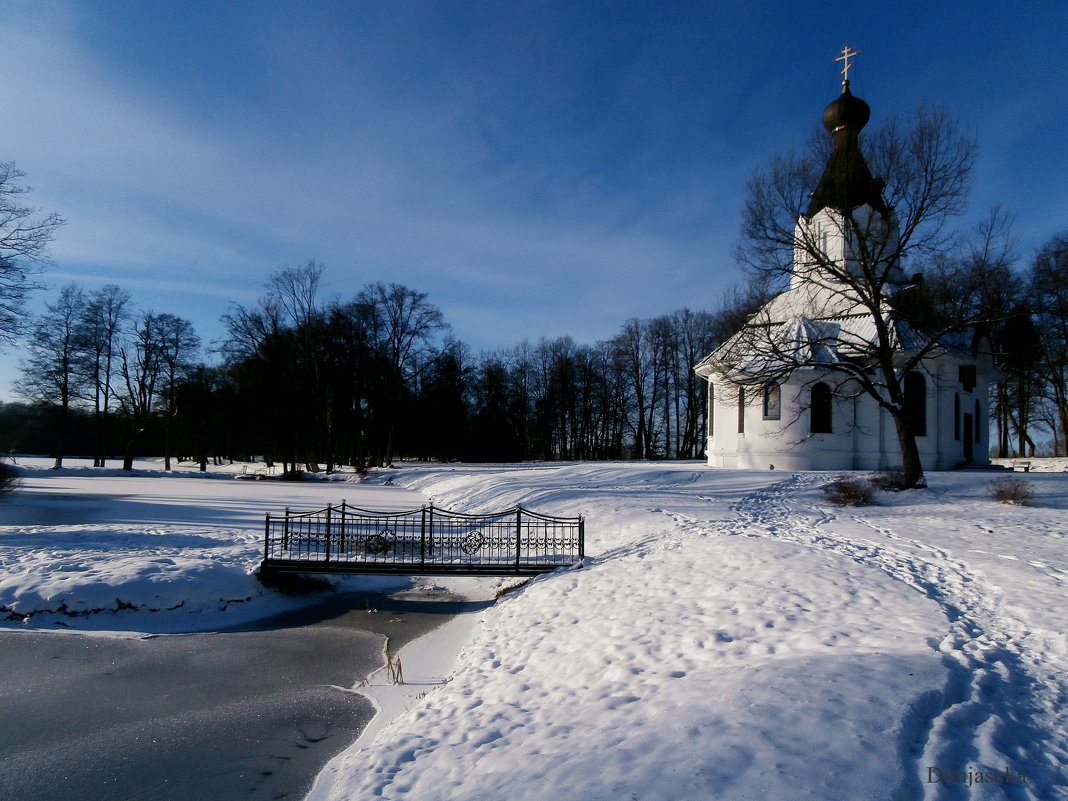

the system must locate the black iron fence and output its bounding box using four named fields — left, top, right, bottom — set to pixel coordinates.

left=261, top=502, right=585, bottom=576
